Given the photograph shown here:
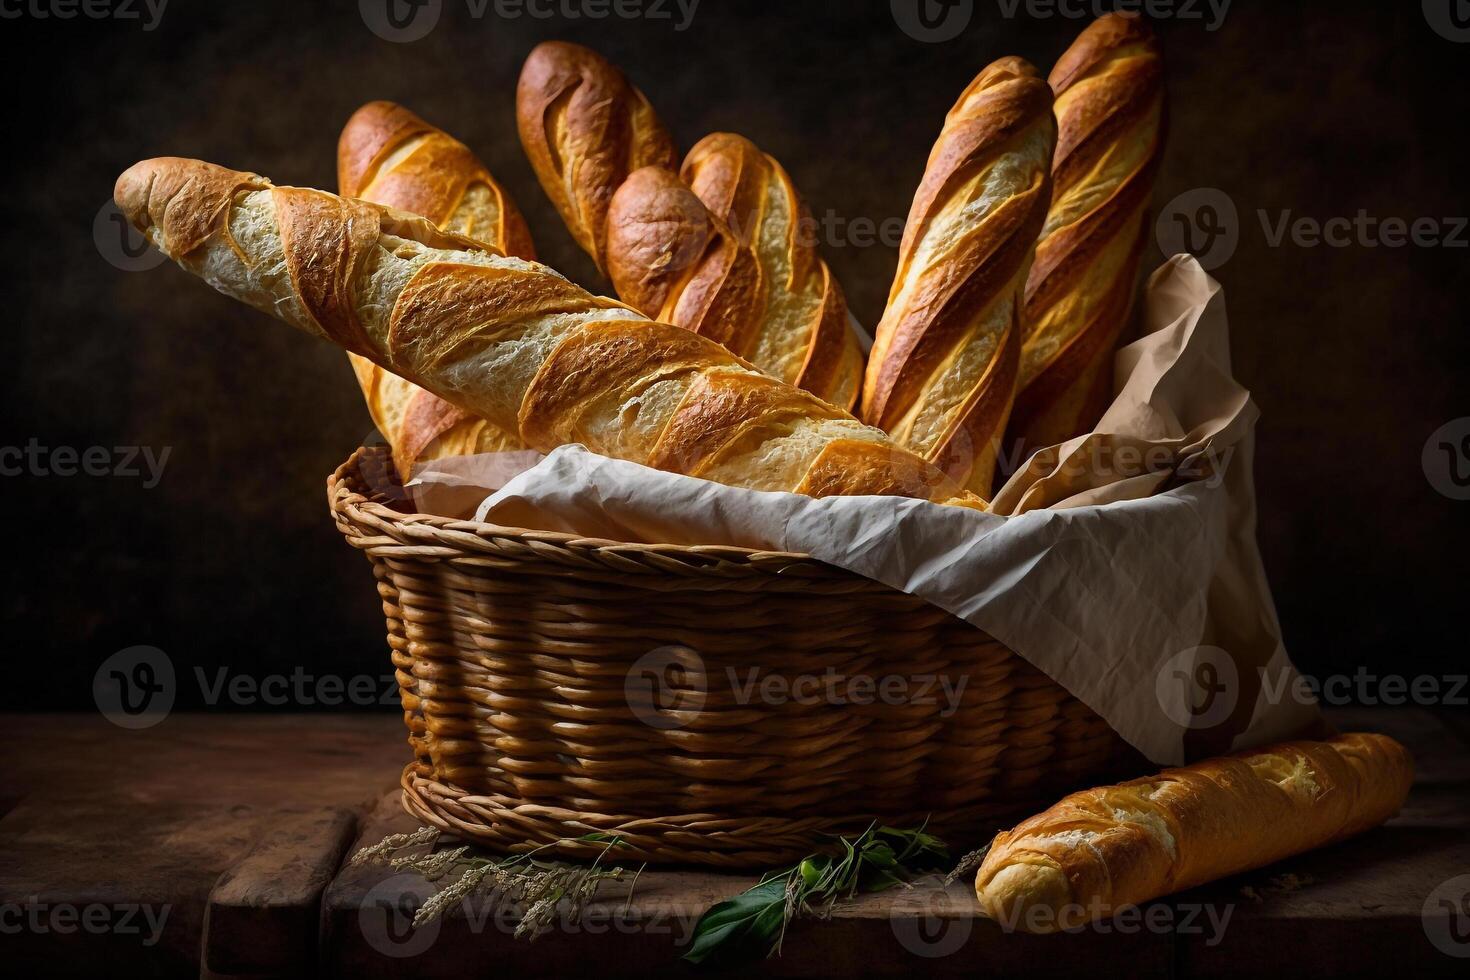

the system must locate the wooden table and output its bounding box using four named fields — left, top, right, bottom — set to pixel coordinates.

left=1, top=708, right=1466, bottom=978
